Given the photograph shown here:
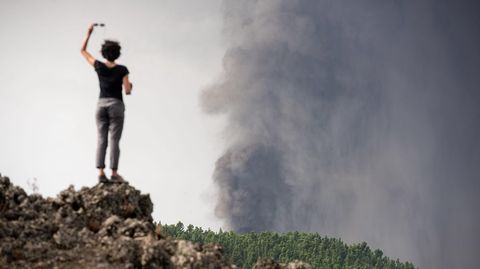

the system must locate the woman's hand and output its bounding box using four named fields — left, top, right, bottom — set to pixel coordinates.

left=87, top=23, right=95, bottom=36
